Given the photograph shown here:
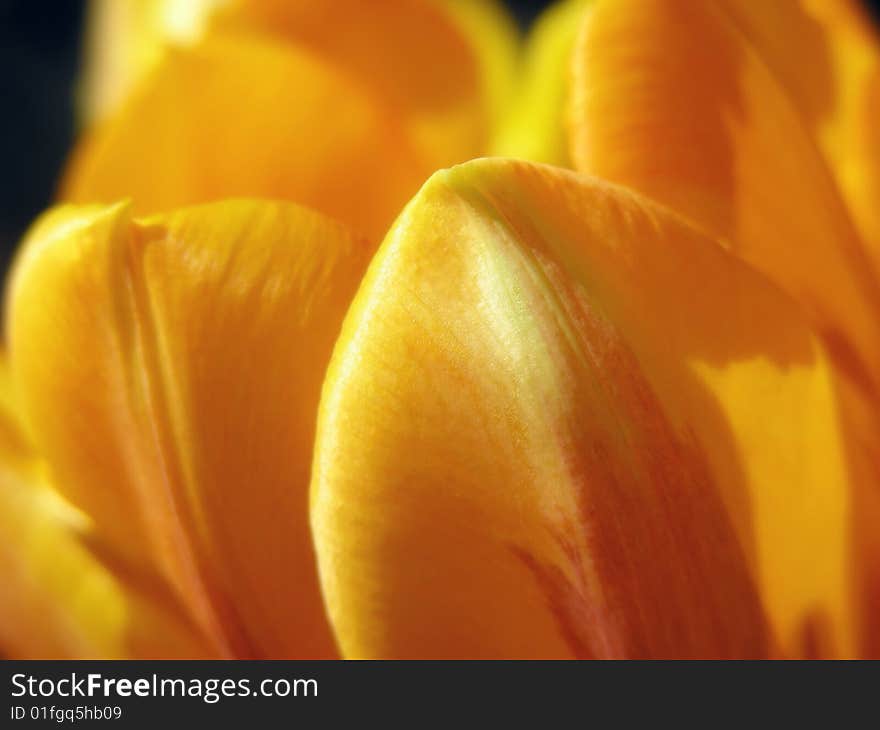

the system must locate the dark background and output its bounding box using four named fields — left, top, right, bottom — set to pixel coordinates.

left=0, top=0, right=878, bottom=277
